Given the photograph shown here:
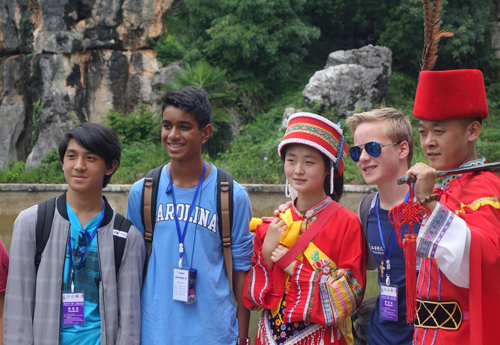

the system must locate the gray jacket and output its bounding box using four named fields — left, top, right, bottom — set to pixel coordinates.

left=4, top=194, right=145, bottom=345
